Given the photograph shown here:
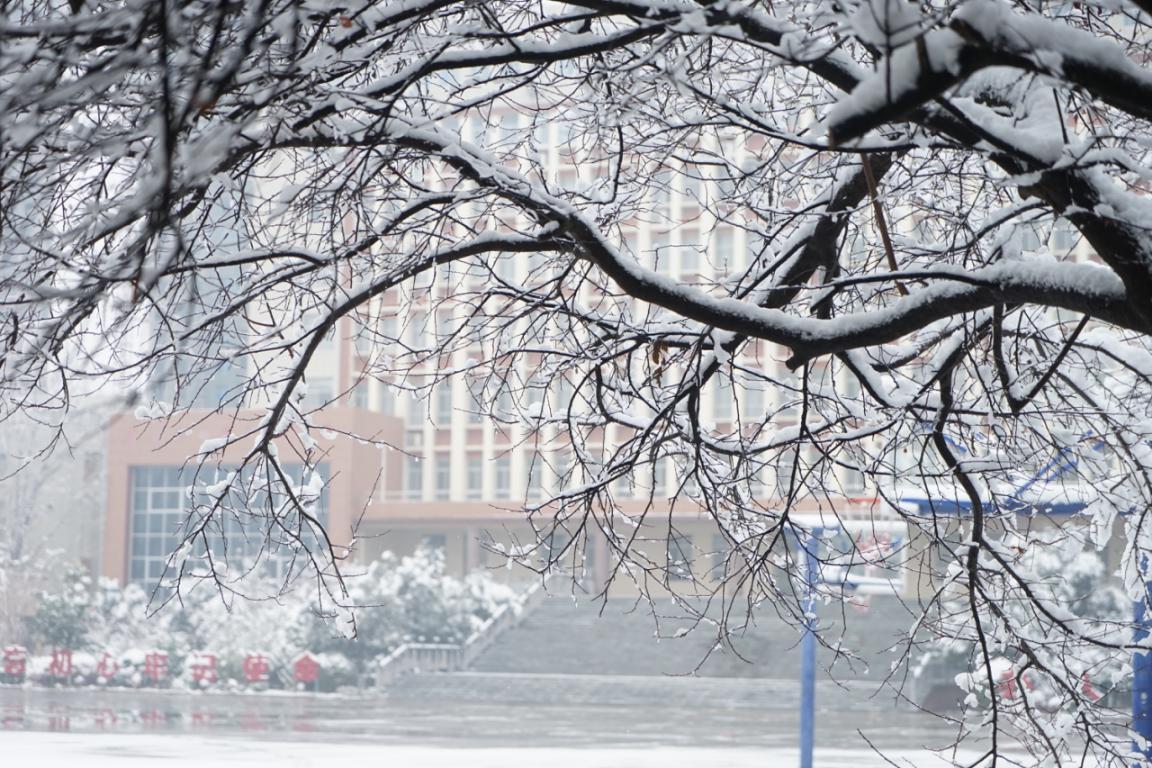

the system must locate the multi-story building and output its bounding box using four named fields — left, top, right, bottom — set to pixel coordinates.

left=104, top=115, right=1104, bottom=597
